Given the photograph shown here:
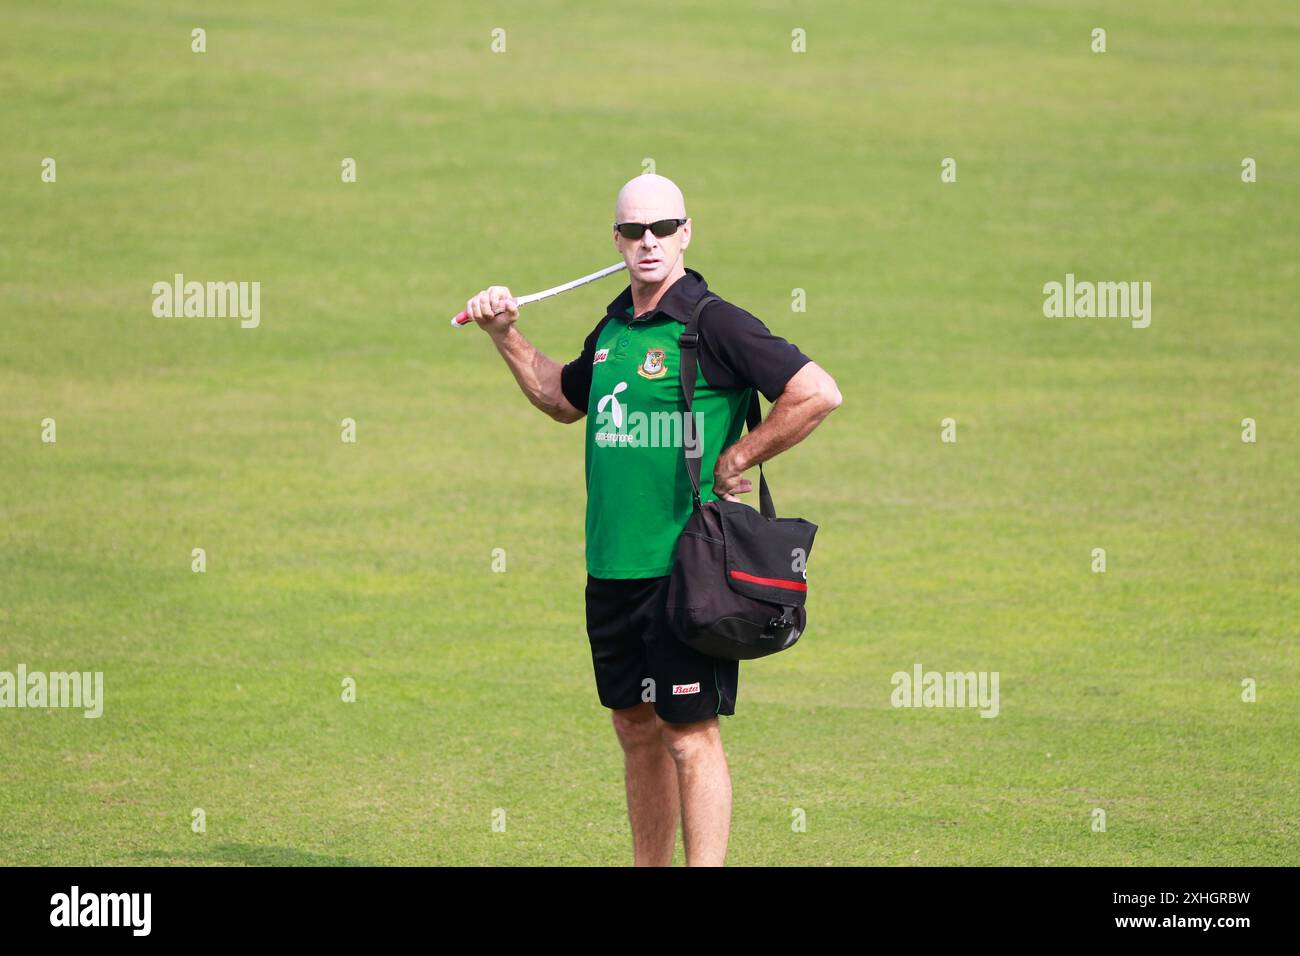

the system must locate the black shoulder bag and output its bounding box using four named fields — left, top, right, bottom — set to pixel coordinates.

left=665, top=294, right=818, bottom=661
